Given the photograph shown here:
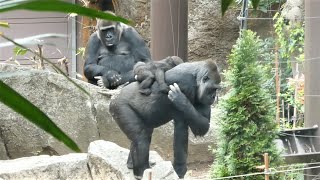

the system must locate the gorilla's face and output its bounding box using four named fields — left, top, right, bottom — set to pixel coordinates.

left=98, top=21, right=122, bottom=48
left=196, top=62, right=221, bottom=105
left=102, top=26, right=120, bottom=46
